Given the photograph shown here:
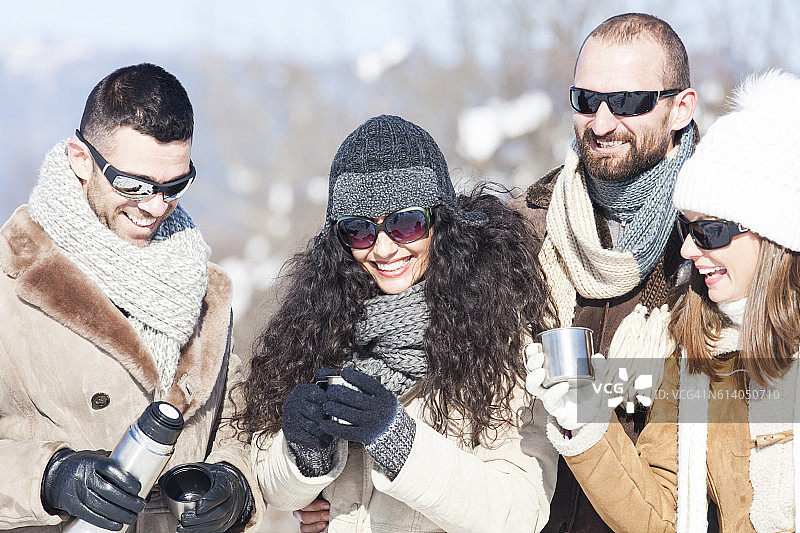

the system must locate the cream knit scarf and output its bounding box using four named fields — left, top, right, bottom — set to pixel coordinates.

left=539, top=130, right=692, bottom=402
left=677, top=300, right=800, bottom=533
left=28, top=140, right=209, bottom=392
